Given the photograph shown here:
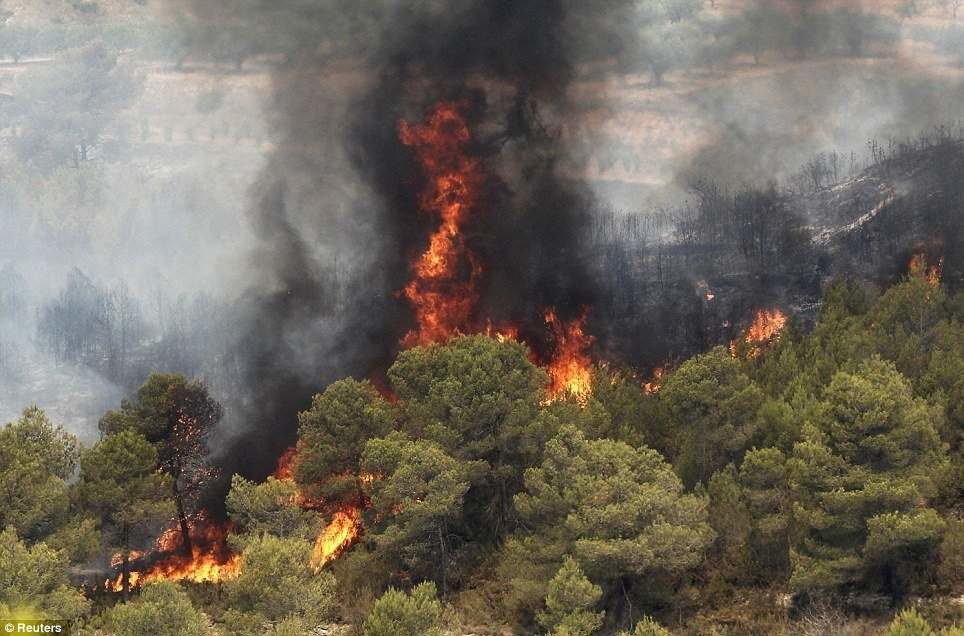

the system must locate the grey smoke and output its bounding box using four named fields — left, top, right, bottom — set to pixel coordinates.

left=1, top=1, right=962, bottom=472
